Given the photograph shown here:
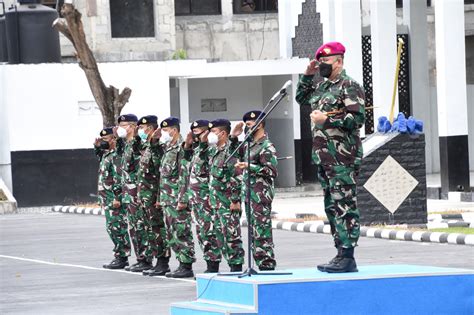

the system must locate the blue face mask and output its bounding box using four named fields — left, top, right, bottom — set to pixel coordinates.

left=138, top=128, right=148, bottom=142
